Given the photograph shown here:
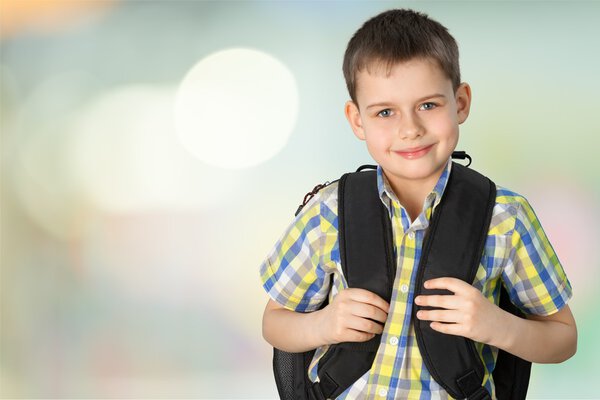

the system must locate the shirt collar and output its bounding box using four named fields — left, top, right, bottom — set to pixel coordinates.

left=376, top=158, right=453, bottom=216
